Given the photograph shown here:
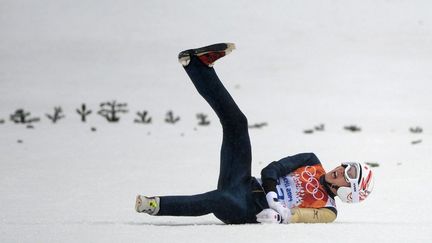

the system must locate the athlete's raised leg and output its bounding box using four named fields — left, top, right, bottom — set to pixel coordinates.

left=179, top=43, right=252, bottom=190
